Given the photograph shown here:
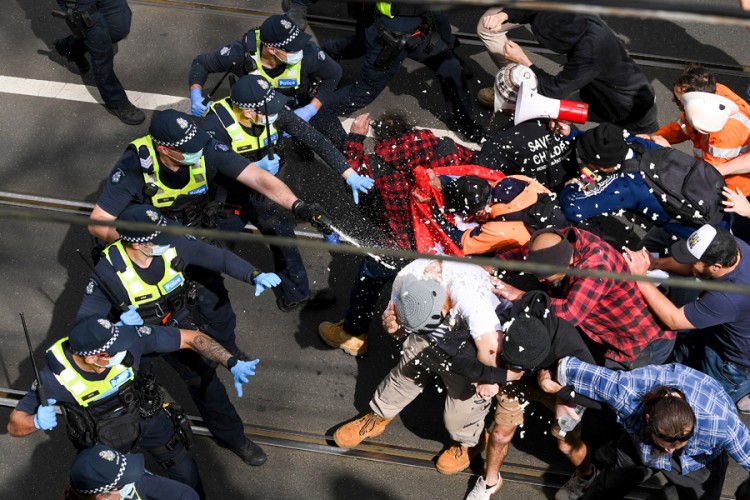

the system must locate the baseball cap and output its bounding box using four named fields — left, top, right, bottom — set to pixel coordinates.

left=259, top=15, right=311, bottom=52
left=117, top=204, right=175, bottom=245
left=670, top=224, right=736, bottom=264
left=230, top=75, right=289, bottom=113
left=70, top=445, right=144, bottom=495
left=682, top=92, right=738, bottom=134
left=394, top=274, right=446, bottom=334
left=149, top=109, right=211, bottom=153
left=68, top=317, right=136, bottom=356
